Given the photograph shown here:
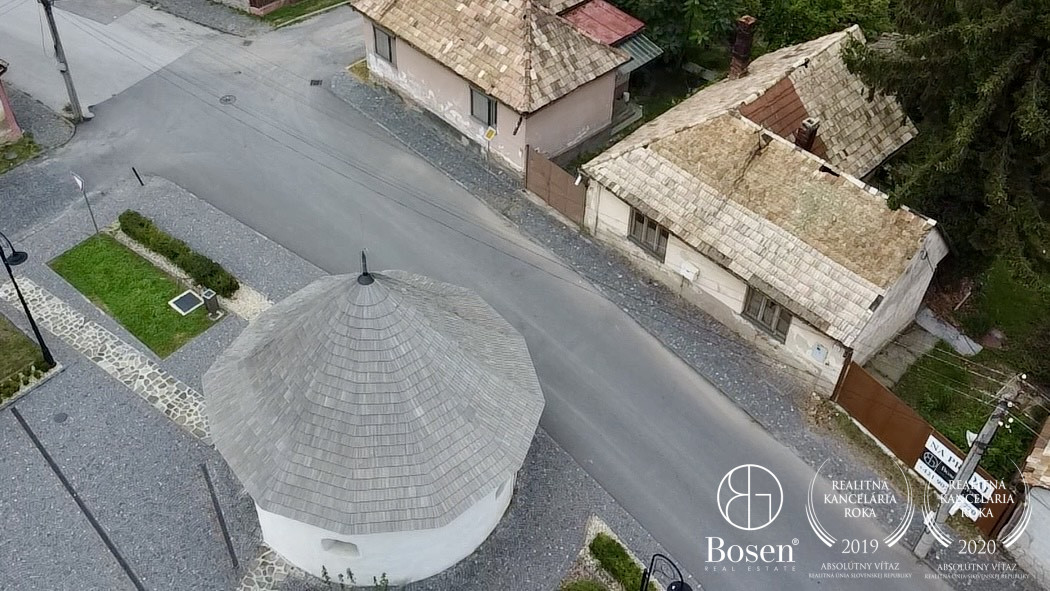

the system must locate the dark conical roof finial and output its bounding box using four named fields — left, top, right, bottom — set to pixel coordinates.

left=358, top=250, right=374, bottom=285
